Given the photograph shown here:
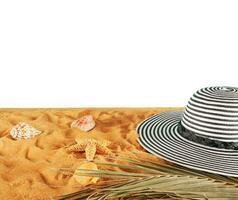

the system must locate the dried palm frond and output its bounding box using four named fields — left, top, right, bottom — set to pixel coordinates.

left=59, top=155, right=238, bottom=200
